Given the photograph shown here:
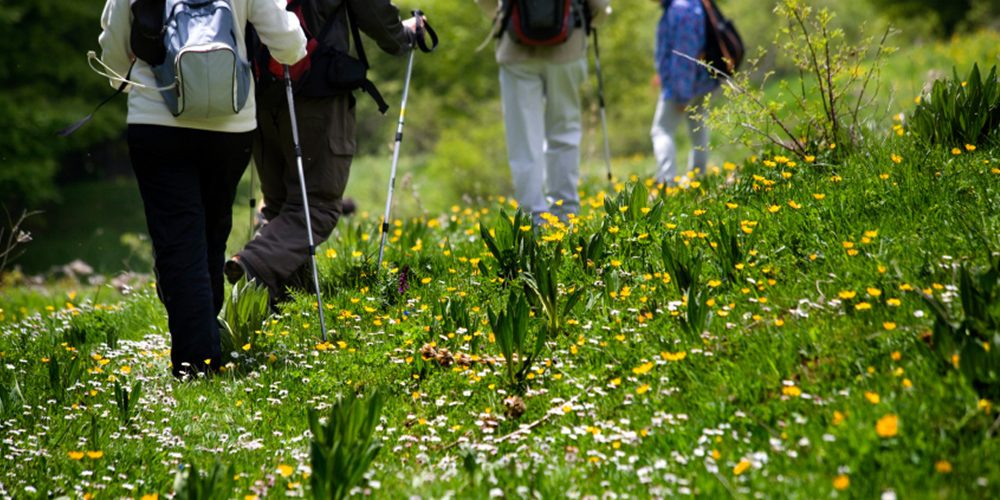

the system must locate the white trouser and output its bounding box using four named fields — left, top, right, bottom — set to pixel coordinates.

left=499, top=58, right=587, bottom=223
left=650, top=95, right=709, bottom=184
